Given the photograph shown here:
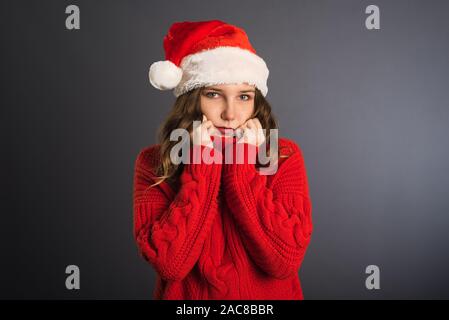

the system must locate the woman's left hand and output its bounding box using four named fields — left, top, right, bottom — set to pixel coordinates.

left=235, top=118, right=266, bottom=147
